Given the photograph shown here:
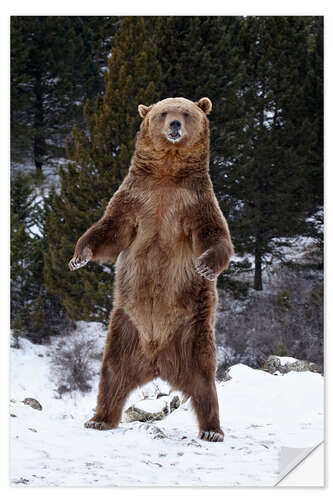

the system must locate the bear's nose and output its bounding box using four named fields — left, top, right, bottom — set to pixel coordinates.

left=169, top=120, right=181, bottom=129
